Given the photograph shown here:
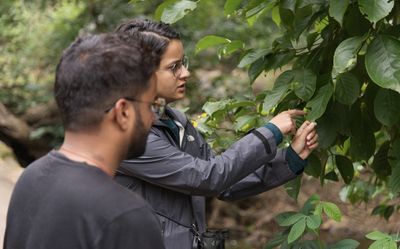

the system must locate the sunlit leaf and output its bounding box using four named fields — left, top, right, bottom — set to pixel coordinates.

left=195, top=35, right=230, bottom=54
left=160, top=0, right=197, bottom=24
